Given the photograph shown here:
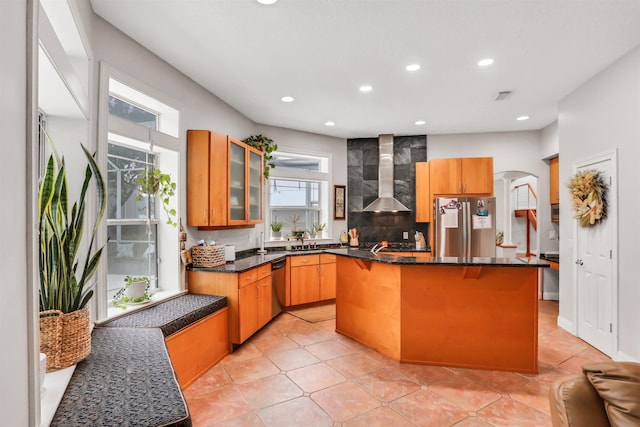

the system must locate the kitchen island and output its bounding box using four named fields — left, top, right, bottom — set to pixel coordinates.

left=325, top=248, right=550, bottom=374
